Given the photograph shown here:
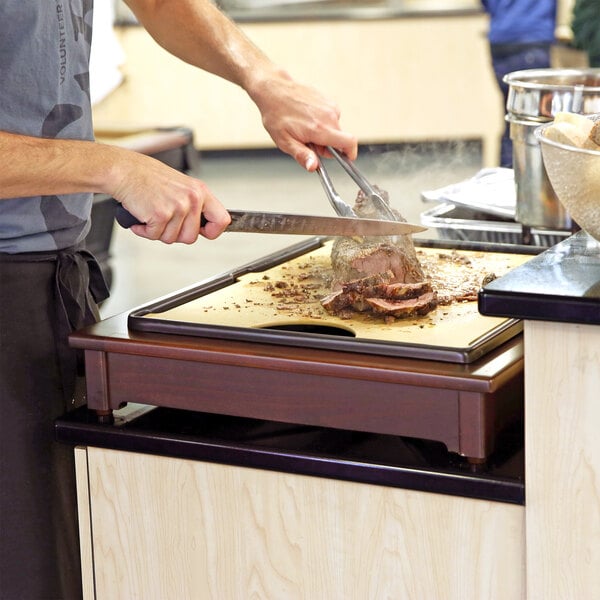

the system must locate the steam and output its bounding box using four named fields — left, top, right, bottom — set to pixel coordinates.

left=356, top=141, right=482, bottom=223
